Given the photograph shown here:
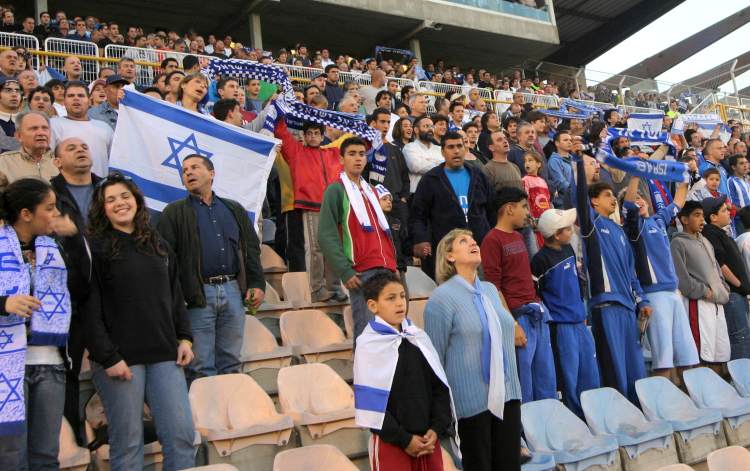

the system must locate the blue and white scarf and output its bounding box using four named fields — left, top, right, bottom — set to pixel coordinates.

left=340, top=172, right=390, bottom=234
left=601, top=128, right=689, bottom=183
left=0, top=225, right=70, bottom=435
left=203, top=59, right=382, bottom=148
left=354, top=316, right=460, bottom=457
